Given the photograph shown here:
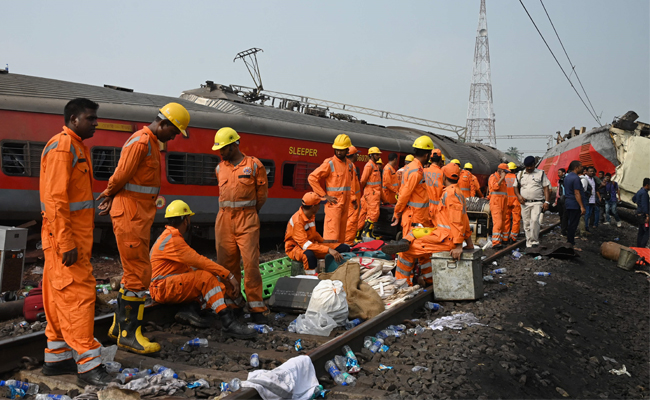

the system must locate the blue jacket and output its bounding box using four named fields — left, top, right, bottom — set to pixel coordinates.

left=632, top=188, right=649, bottom=216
